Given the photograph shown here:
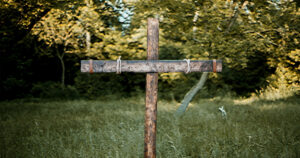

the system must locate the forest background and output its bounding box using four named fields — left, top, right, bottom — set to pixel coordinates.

left=0, top=0, right=299, bottom=101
